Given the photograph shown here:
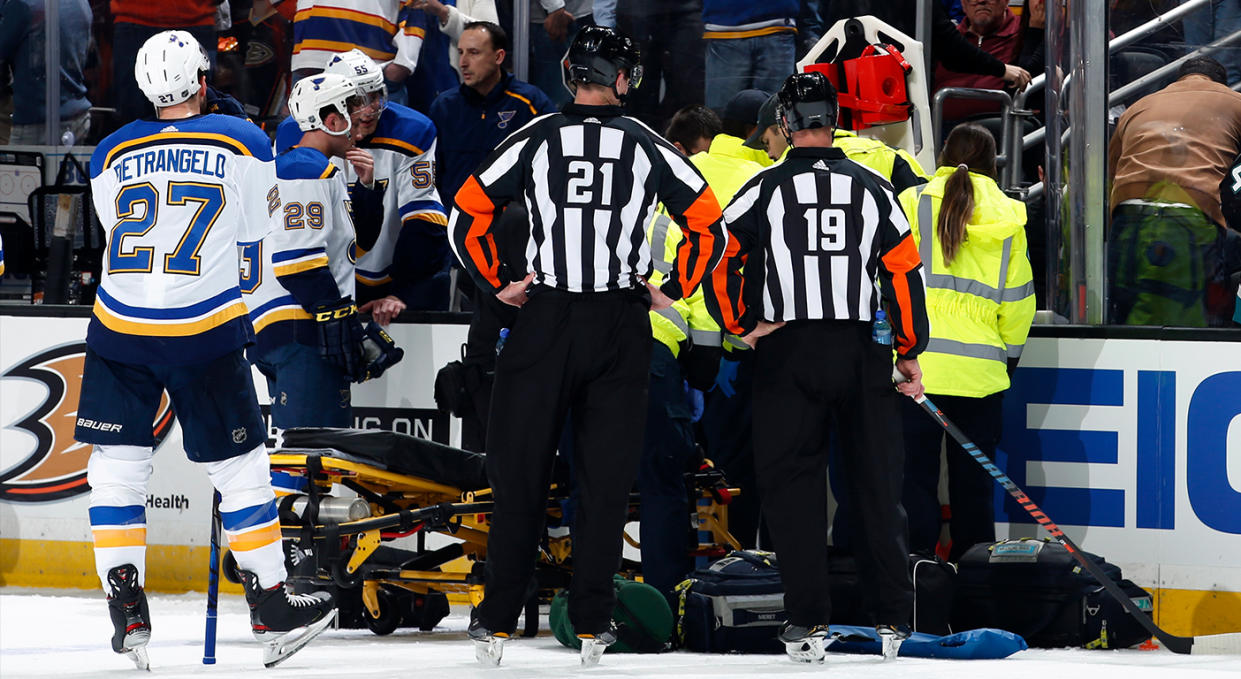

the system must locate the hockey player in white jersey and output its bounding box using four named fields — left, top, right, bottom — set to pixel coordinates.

left=275, top=49, right=449, bottom=322
left=78, top=30, right=336, bottom=670
left=245, top=72, right=403, bottom=430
